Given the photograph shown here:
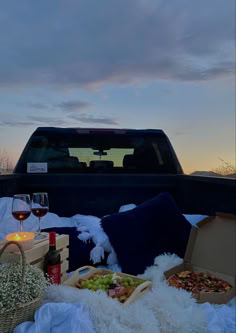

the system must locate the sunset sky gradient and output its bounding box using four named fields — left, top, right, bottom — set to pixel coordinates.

left=0, top=0, right=235, bottom=173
